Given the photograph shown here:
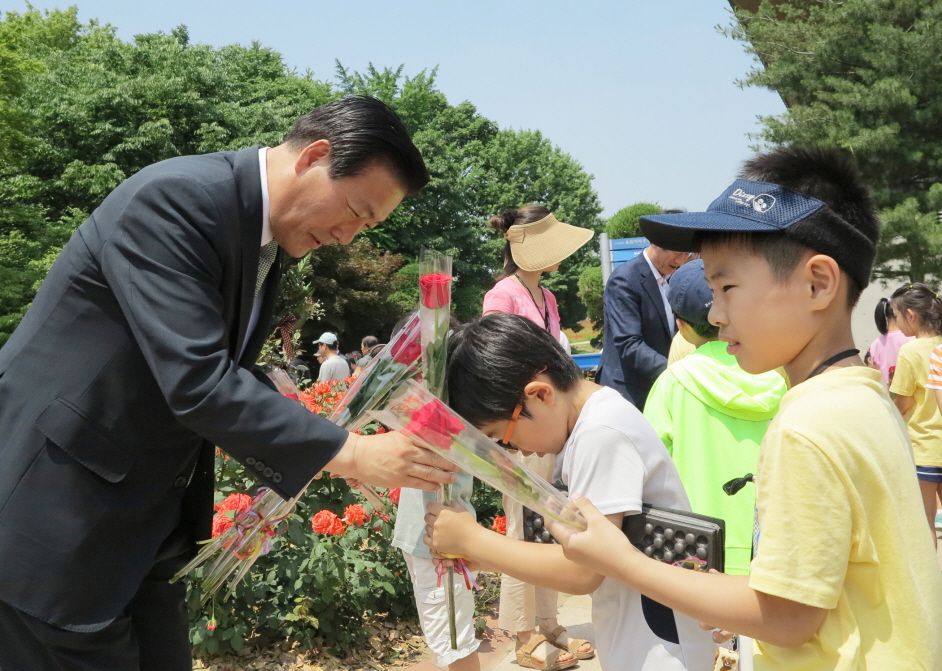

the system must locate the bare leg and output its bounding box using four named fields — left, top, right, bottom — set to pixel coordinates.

left=448, top=651, right=481, bottom=671
left=919, top=480, right=939, bottom=549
